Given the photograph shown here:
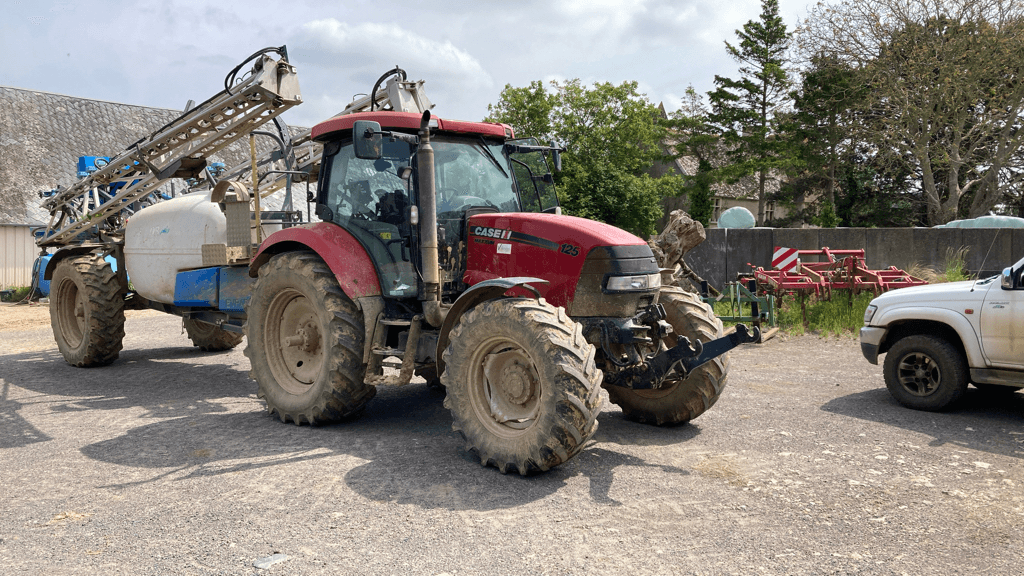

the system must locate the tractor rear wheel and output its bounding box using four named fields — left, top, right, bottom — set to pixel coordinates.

left=603, top=287, right=729, bottom=425
left=184, top=318, right=243, bottom=351
left=50, top=255, right=125, bottom=367
left=441, top=298, right=603, bottom=475
left=245, top=251, right=375, bottom=424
